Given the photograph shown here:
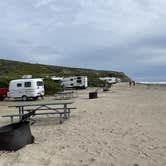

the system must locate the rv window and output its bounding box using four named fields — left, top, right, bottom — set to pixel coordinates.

left=70, top=79, right=73, bottom=81
left=77, top=77, right=81, bottom=79
left=77, top=80, right=82, bottom=83
left=24, top=82, right=31, bottom=87
left=17, top=83, right=22, bottom=87
left=37, top=81, right=43, bottom=86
